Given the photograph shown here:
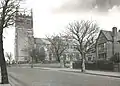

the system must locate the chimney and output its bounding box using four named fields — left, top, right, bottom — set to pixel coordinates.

left=112, top=27, right=117, bottom=36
